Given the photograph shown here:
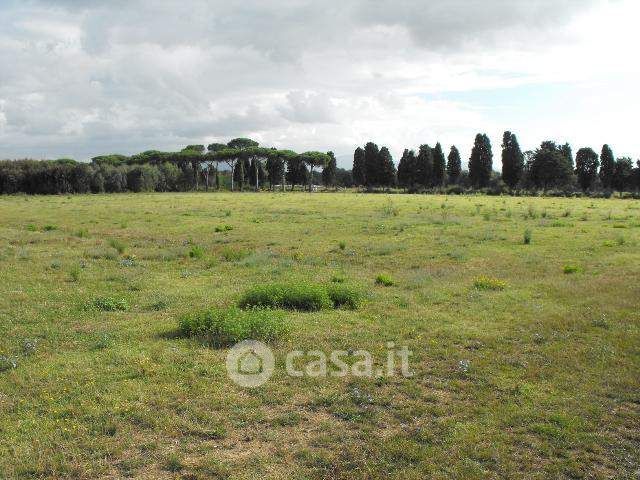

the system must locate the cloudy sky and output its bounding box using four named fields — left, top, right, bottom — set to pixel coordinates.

left=1, top=0, right=638, bottom=168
